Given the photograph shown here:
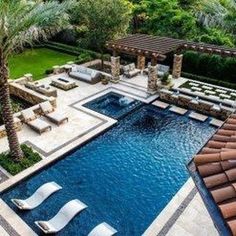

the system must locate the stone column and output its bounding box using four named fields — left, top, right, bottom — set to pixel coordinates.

left=172, top=54, right=183, bottom=79
left=147, top=65, right=158, bottom=92
left=137, top=55, right=146, bottom=70
left=111, top=56, right=120, bottom=83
